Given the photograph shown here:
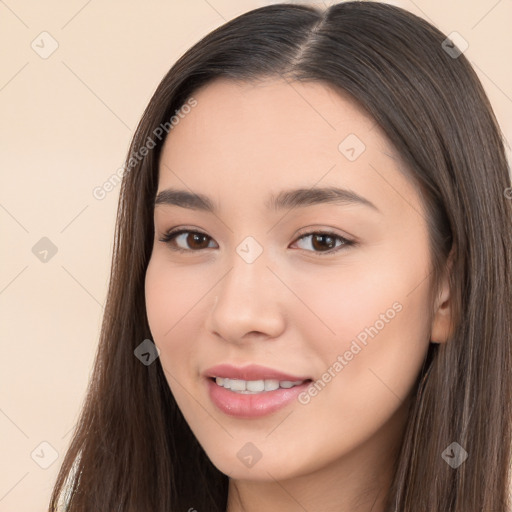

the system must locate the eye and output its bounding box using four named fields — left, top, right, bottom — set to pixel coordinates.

left=291, top=230, right=355, bottom=256
left=158, top=228, right=356, bottom=256
left=158, top=228, right=217, bottom=253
